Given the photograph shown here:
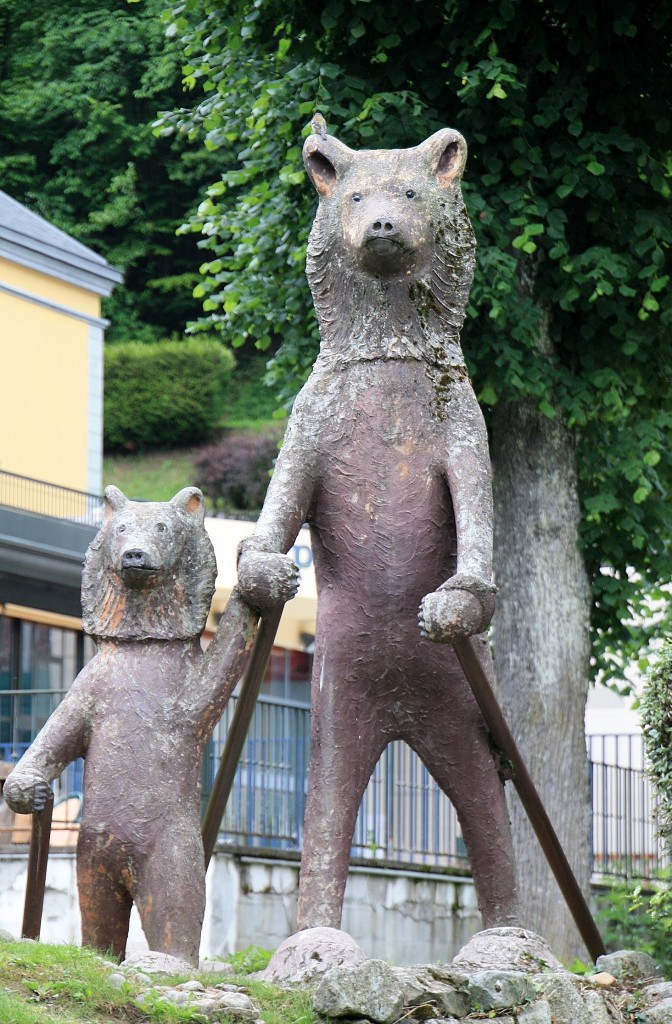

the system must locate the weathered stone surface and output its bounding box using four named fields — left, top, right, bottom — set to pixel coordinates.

left=596, top=949, right=661, bottom=981
left=121, top=951, right=193, bottom=976
left=582, top=989, right=614, bottom=1024
left=517, top=1003, right=553, bottom=1024
left=451, top=927, right=567, bottom=974
left=640, top=998, right=672, bottom=1023
left=313, top=959, right=404, bottom=1023
left=0, top=928, right=15, bottom=942
left=215, top=991, right=259, bottom=1020
left=467, top=970, right=536, bottom=1012
left=646, top=983, right=672, bottom=1001
left=199, top=959, right=235, bottom=975
left=259, top=927, right=367, bottom=987
left=392, top=965, right=469, bottom=1018
left=533, top=973, right=591, bottom=1024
